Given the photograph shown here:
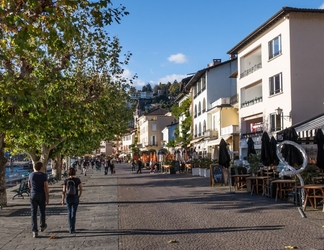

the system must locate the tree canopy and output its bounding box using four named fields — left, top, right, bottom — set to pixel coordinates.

left=0, top=0, right=133, bottom=206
